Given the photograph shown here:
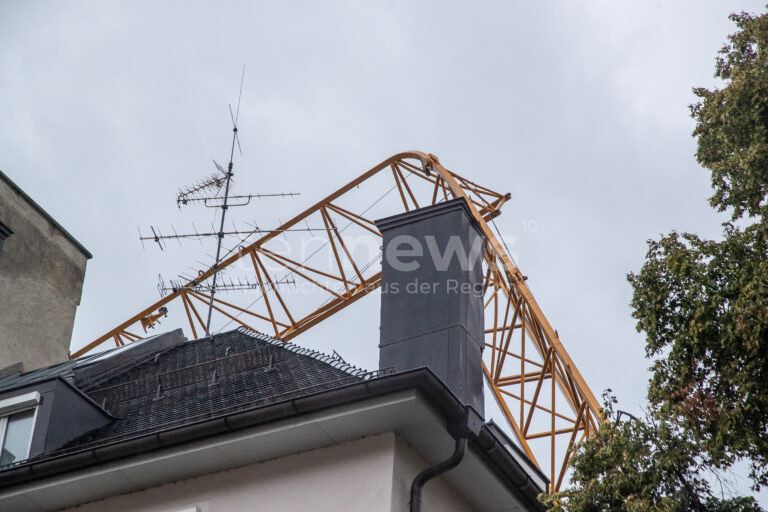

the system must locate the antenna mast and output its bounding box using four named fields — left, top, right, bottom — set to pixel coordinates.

left=136, top=64, right=299, bottom=336
left=204, top=66, right=245, bottom=336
